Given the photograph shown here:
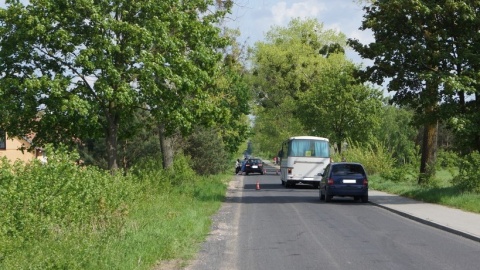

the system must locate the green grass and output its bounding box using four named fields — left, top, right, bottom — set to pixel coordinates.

left=370, top=169, right=480, bottom=214
left=0, top=152, right=230, bottom=270
left=105, top=175, right=228, bottom=270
